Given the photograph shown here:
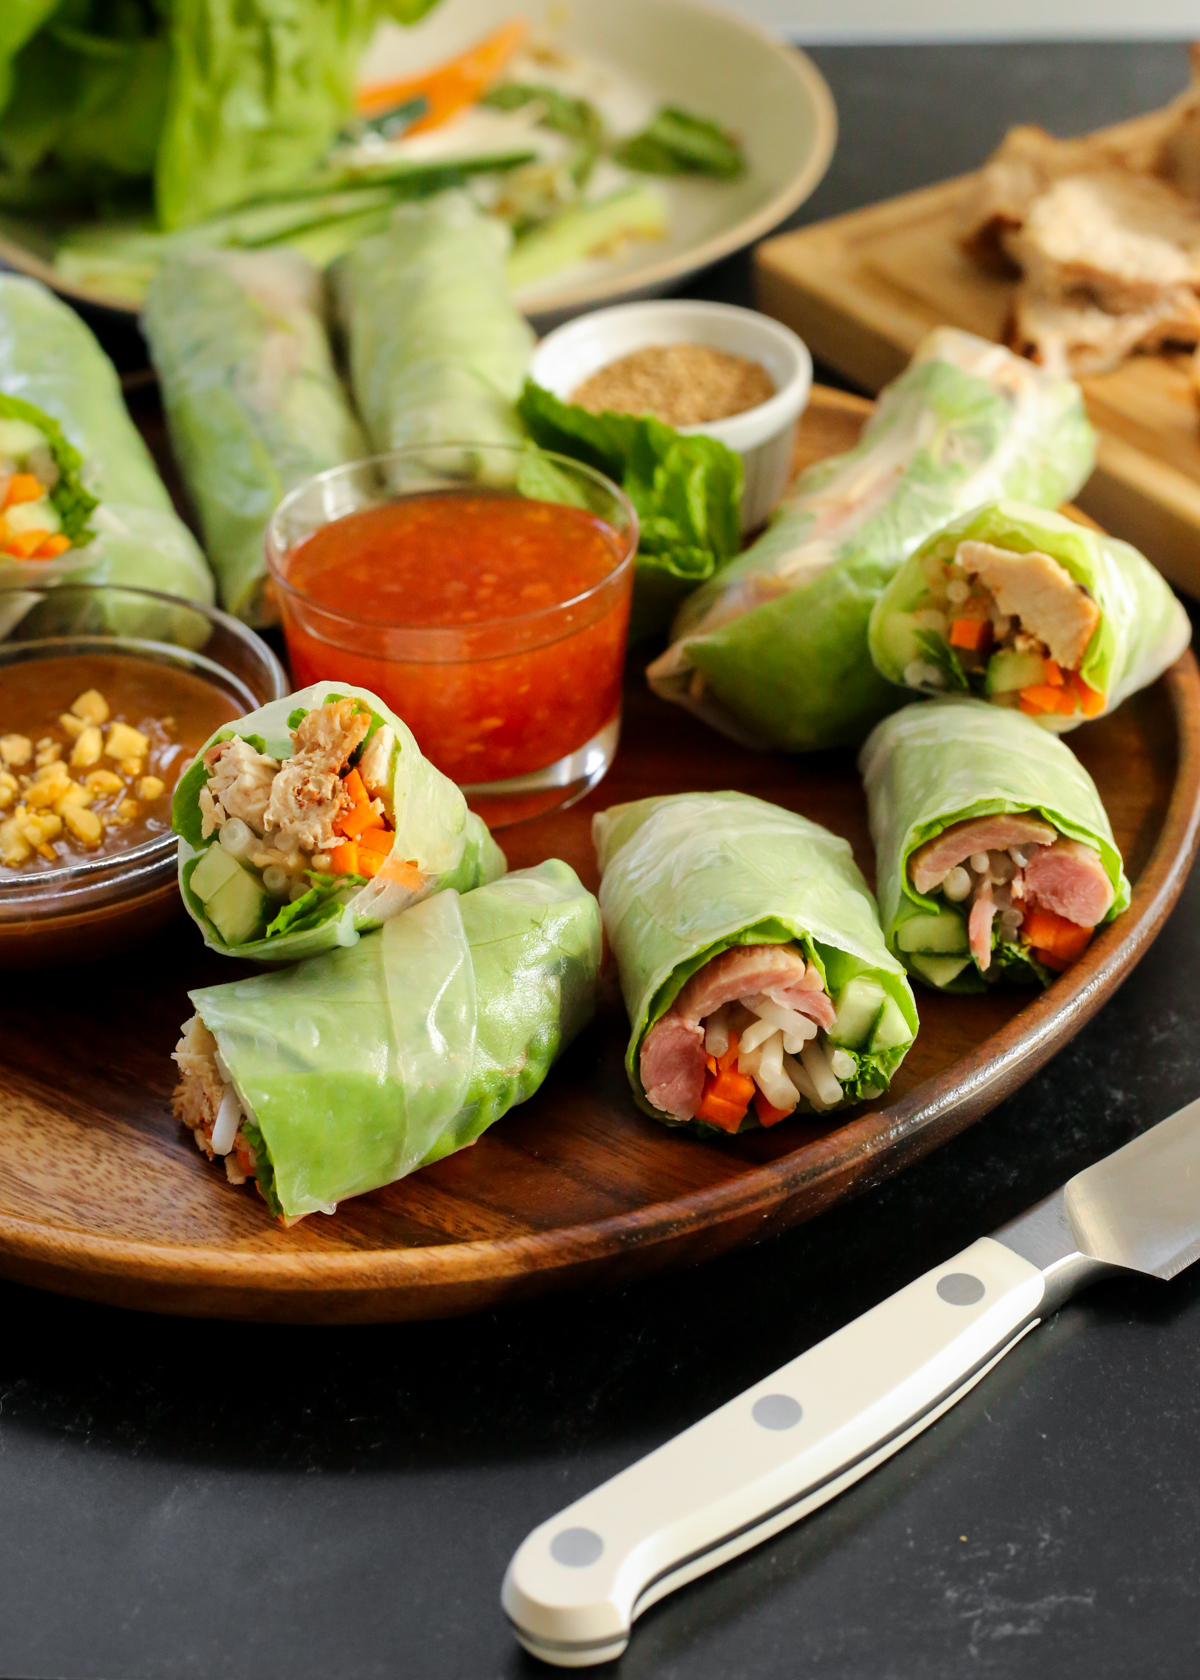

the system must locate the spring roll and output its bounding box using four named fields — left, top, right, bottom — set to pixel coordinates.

left=173, top=681, right=506, bottom=963
left=594, top=792, right=918, bottom=1134
left=860, top=697, right=1129, bottom=991
left=333, top=195, right=534, bottom=454
left=142, top=248, right=367, bottom=627
left=867, top=501, right=1190, bottom=725
left=174, top=862, right=602, bottom=1222
left=646, top=329, right=1095, bottom=752
left=0, top=274, right=212, bottom=605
